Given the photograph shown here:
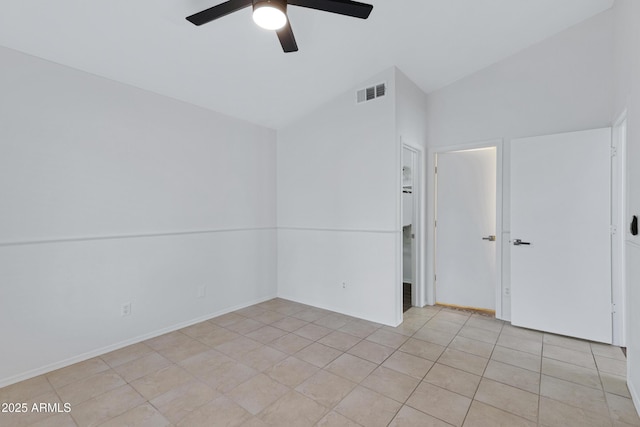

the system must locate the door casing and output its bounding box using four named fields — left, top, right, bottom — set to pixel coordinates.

left=612, top=112, right=628, bottom=346
left=427, top=139, right=504, bottom=319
